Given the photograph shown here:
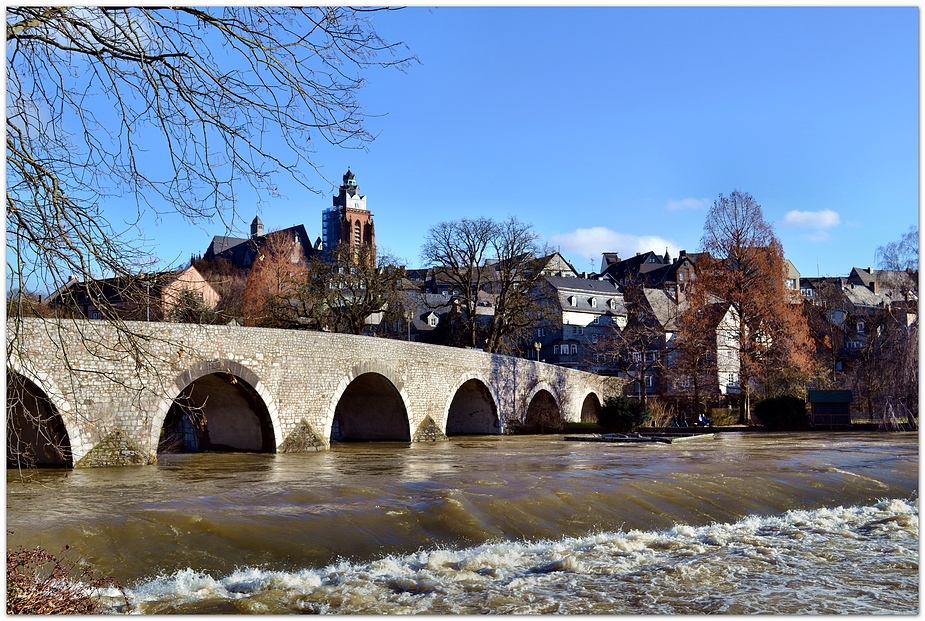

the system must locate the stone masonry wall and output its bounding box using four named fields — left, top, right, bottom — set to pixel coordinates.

left=8, top=318, right=606, bottom=467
